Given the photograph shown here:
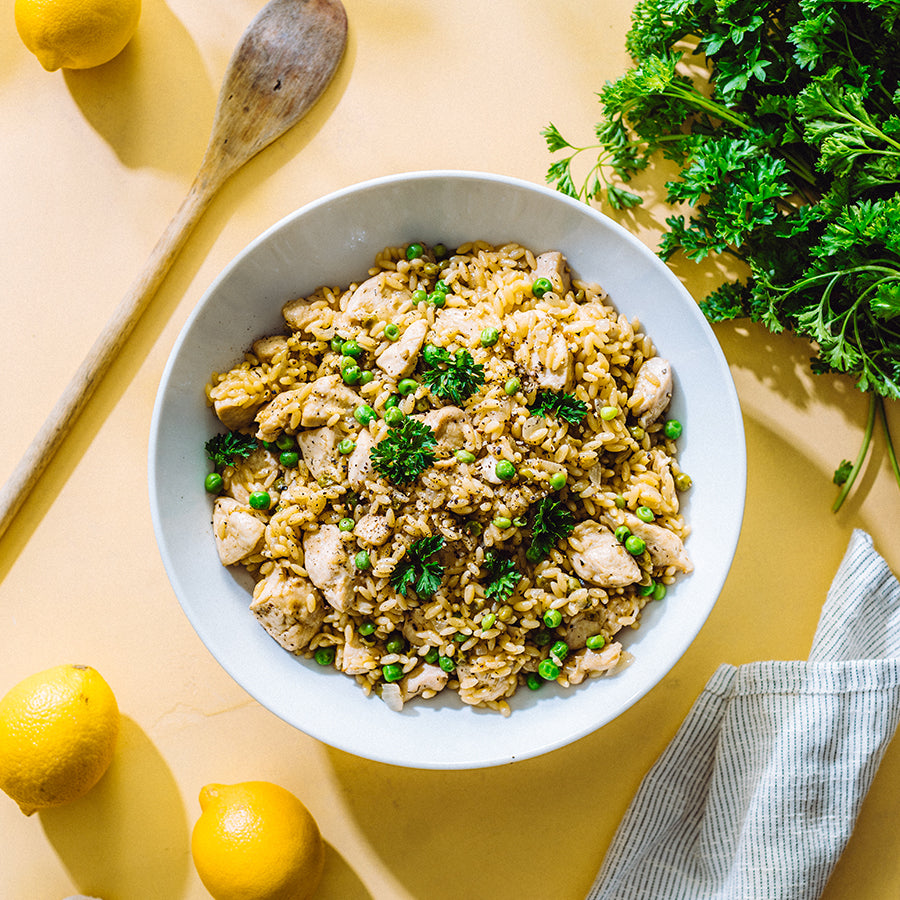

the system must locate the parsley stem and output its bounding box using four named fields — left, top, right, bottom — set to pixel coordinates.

left=879, top=395, right=900, bottom=493
left=832, top=391, right=877, bottom=512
